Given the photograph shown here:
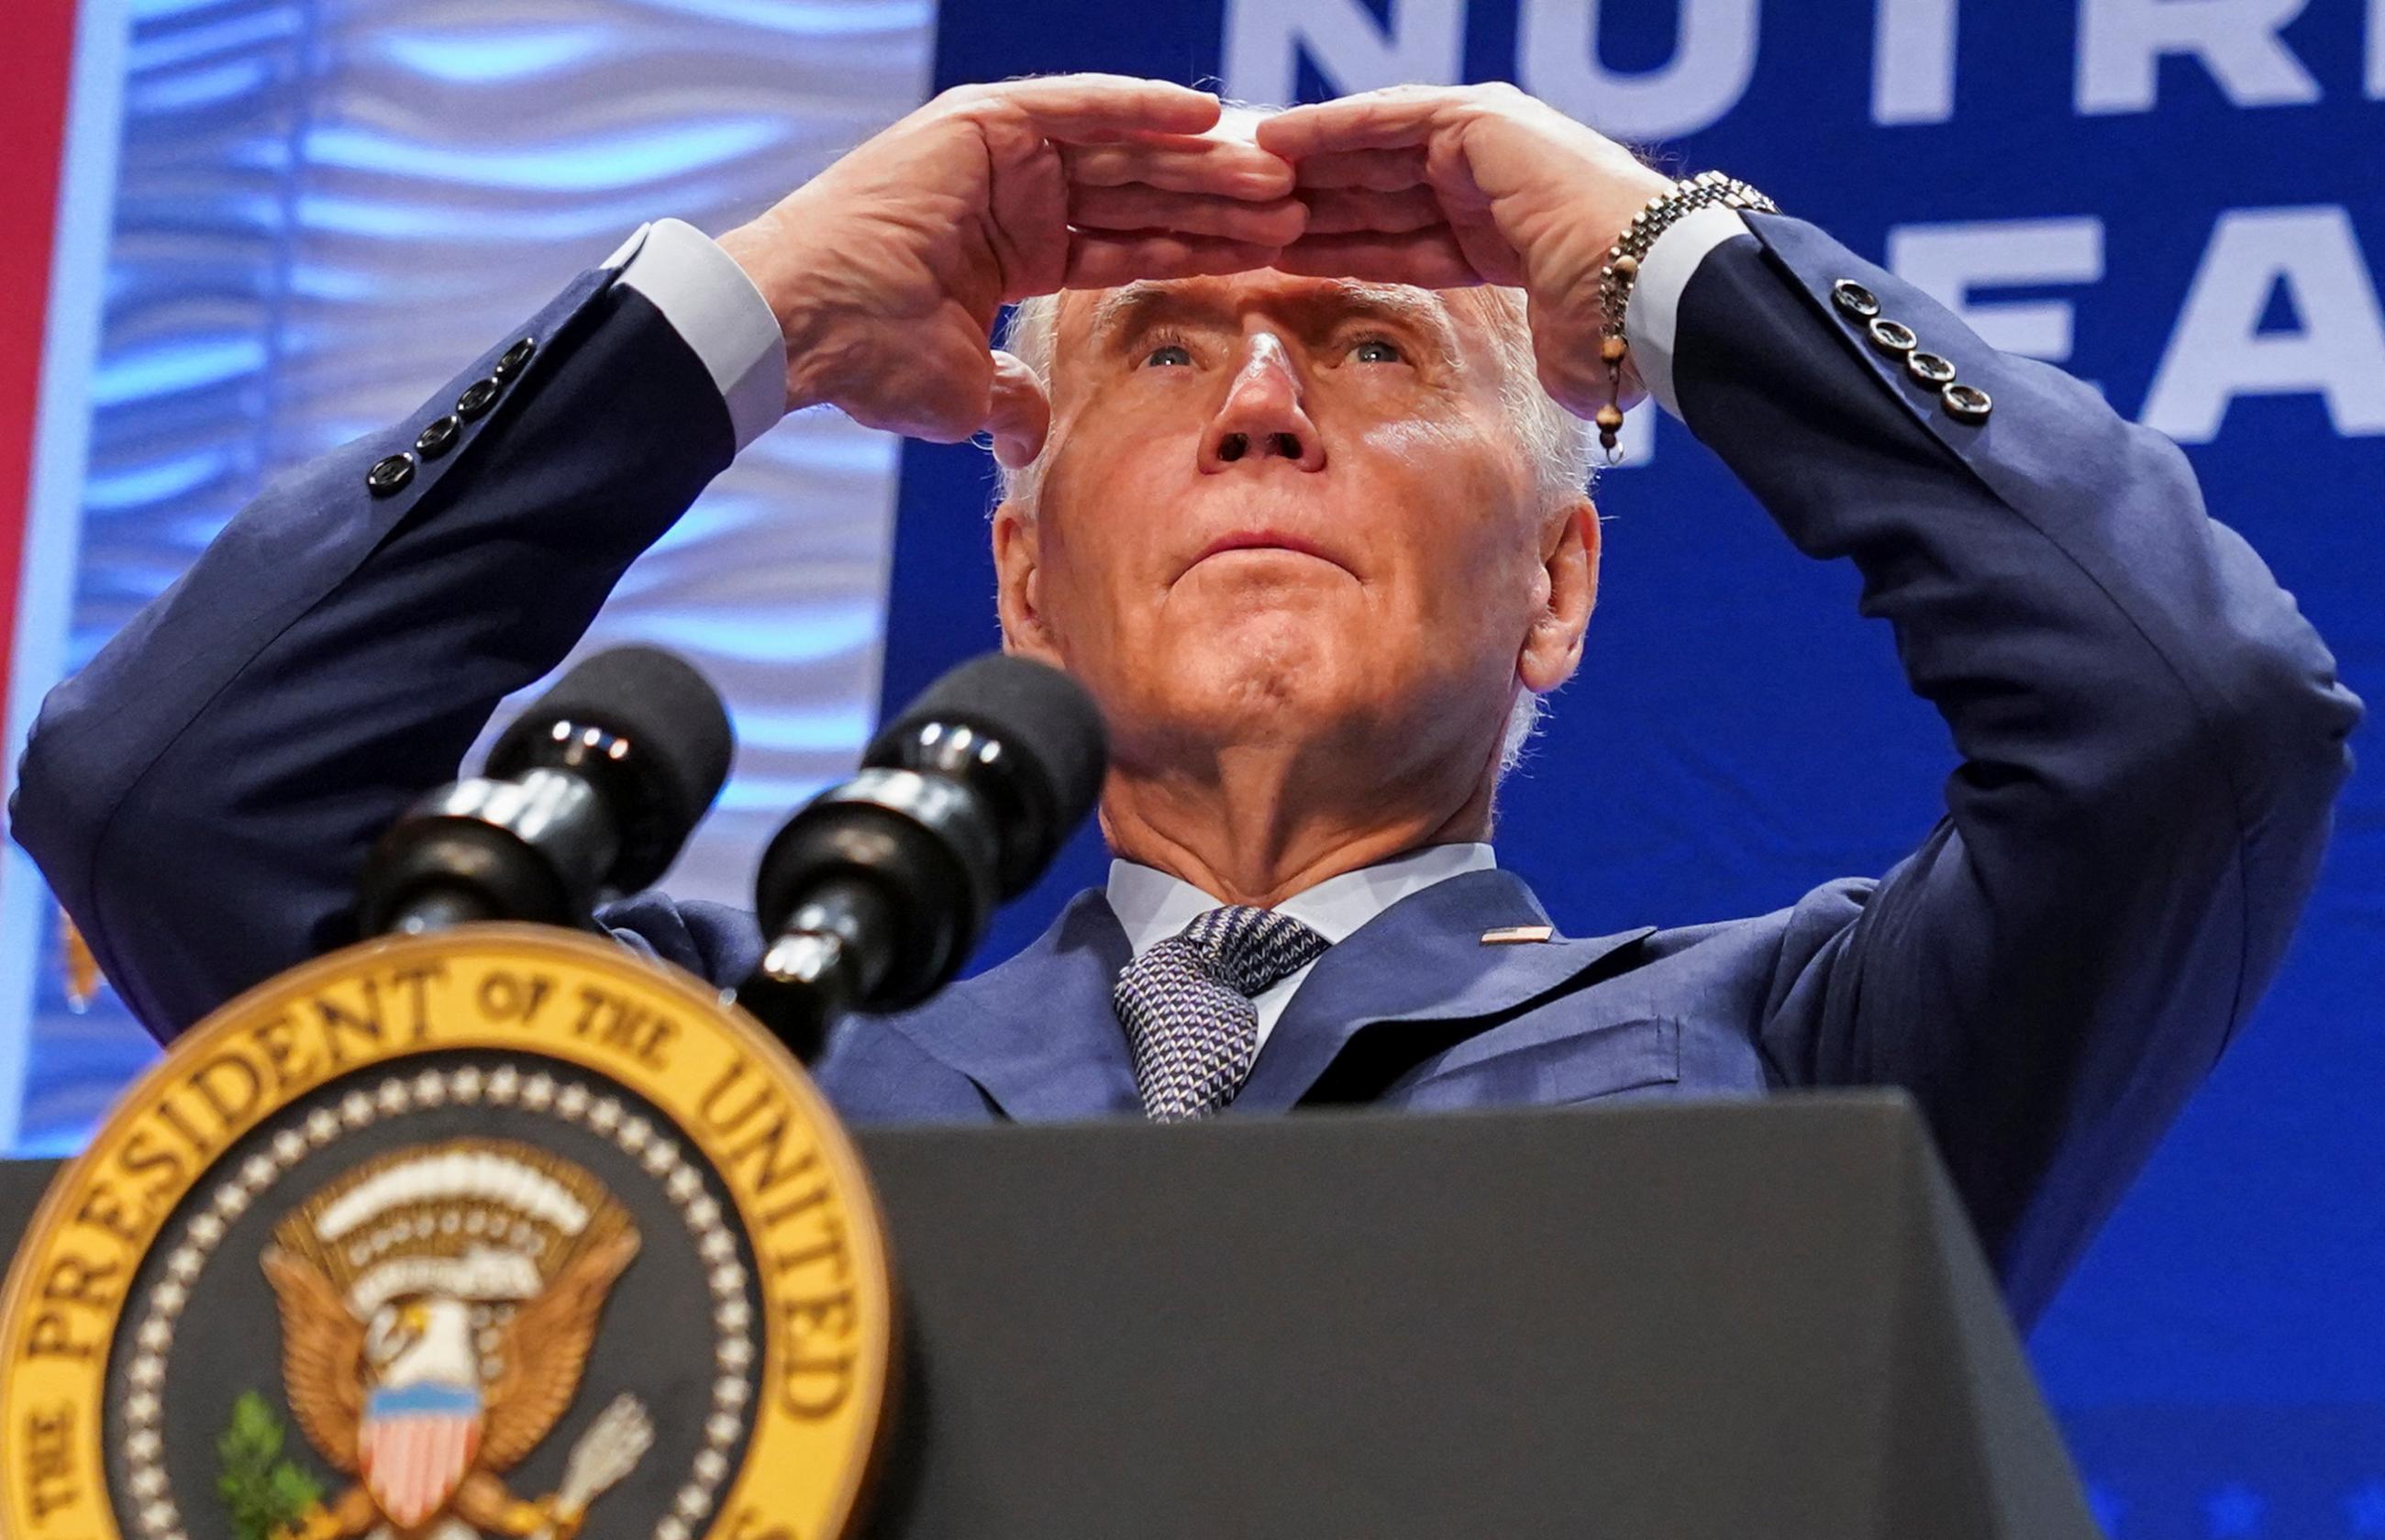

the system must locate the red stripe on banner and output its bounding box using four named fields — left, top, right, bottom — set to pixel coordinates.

left=0, top=0, right=82, bottom=782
